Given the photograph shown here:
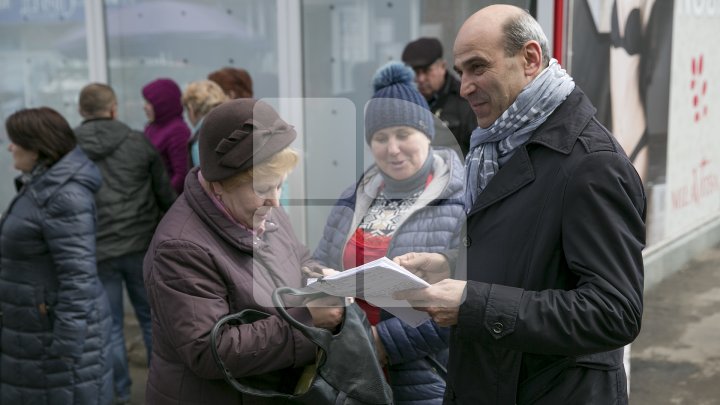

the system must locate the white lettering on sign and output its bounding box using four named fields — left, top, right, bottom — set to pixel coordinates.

left=683, top=0, right=720, bottom=16
left=671, top=159, right=720, bottom=209
left=20, top=0, right=79, bottom=18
